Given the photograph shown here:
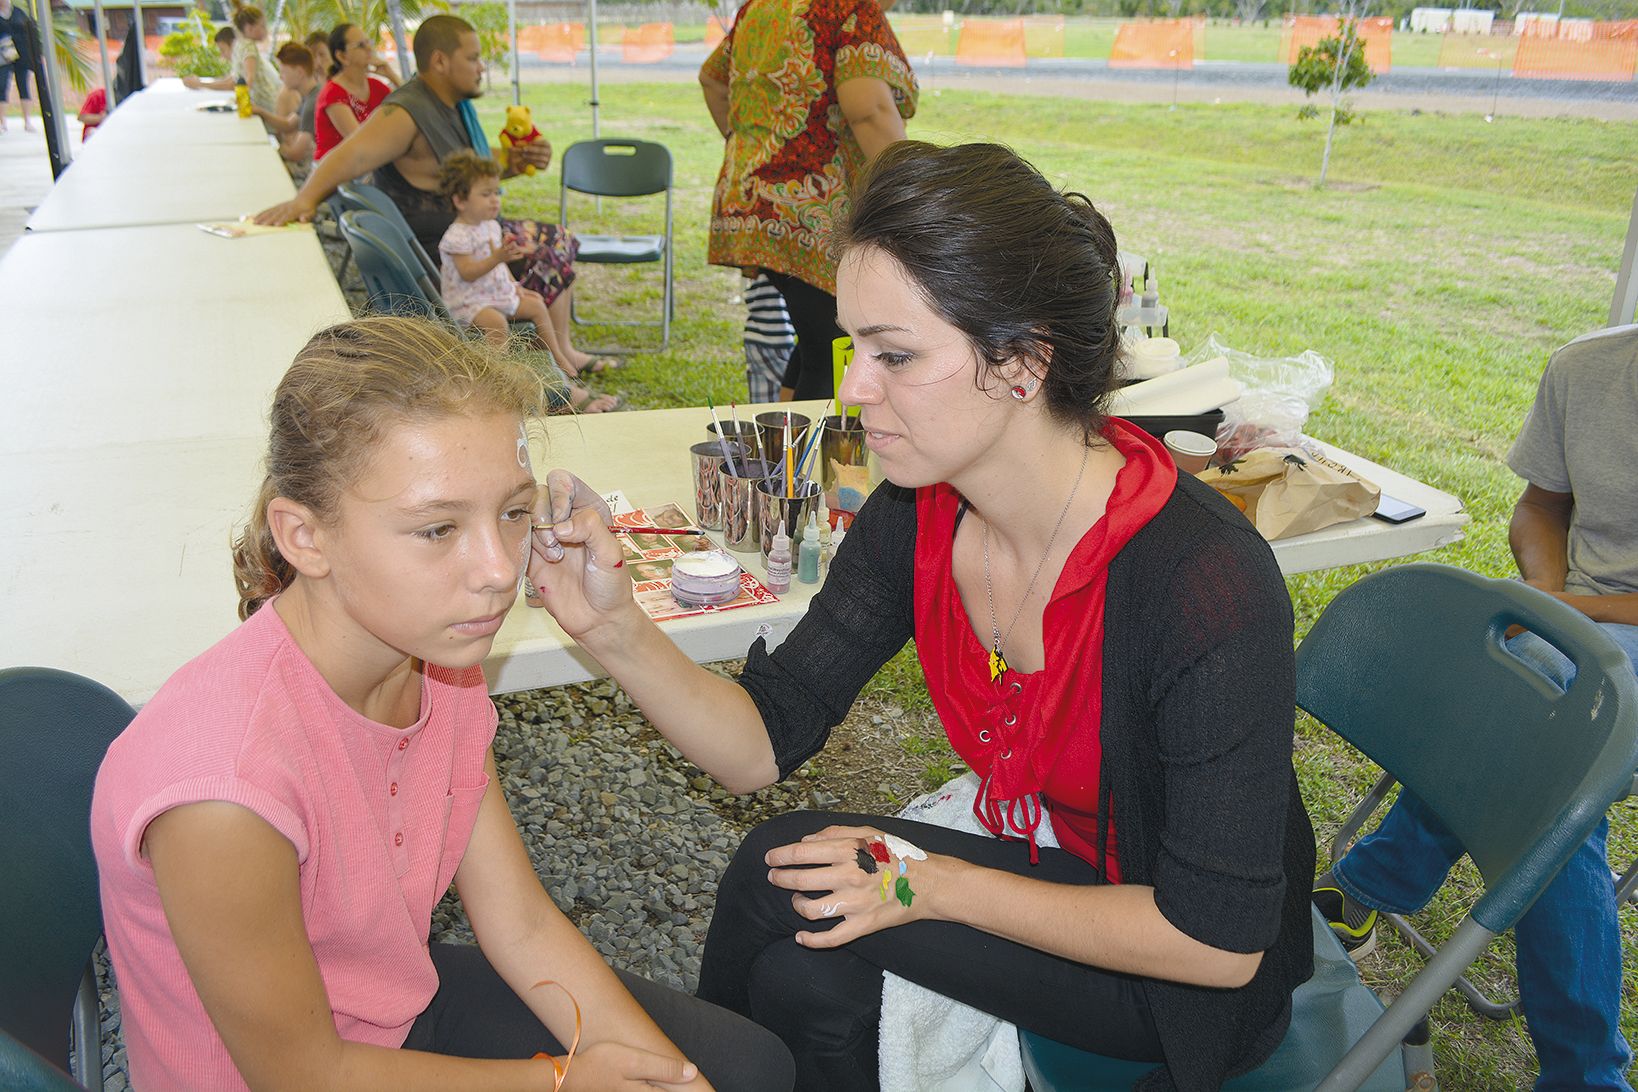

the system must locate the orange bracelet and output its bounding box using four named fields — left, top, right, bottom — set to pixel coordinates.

left=530, top=979, right=582, bottom=1091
